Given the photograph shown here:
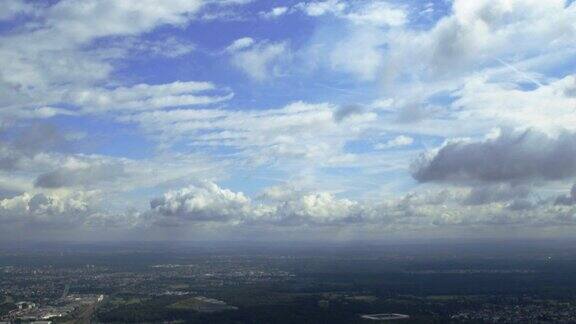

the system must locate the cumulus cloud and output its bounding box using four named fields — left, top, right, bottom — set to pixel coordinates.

left=0, top=191, right=89, bottom=226
left=555, top=184, right=576, bottom=206
left=146, top=181, right=576, bottom=232
left=3, top=177, right=575, bottom=238
left=0, top=189, right=142, bottom=239
left=148, top=181, right=367, bottom=226
left=149, top=181, right=253, bottom=224
left=412, top=128, right=576, bottom=183
left=271, top=192, right=363, bottom=226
